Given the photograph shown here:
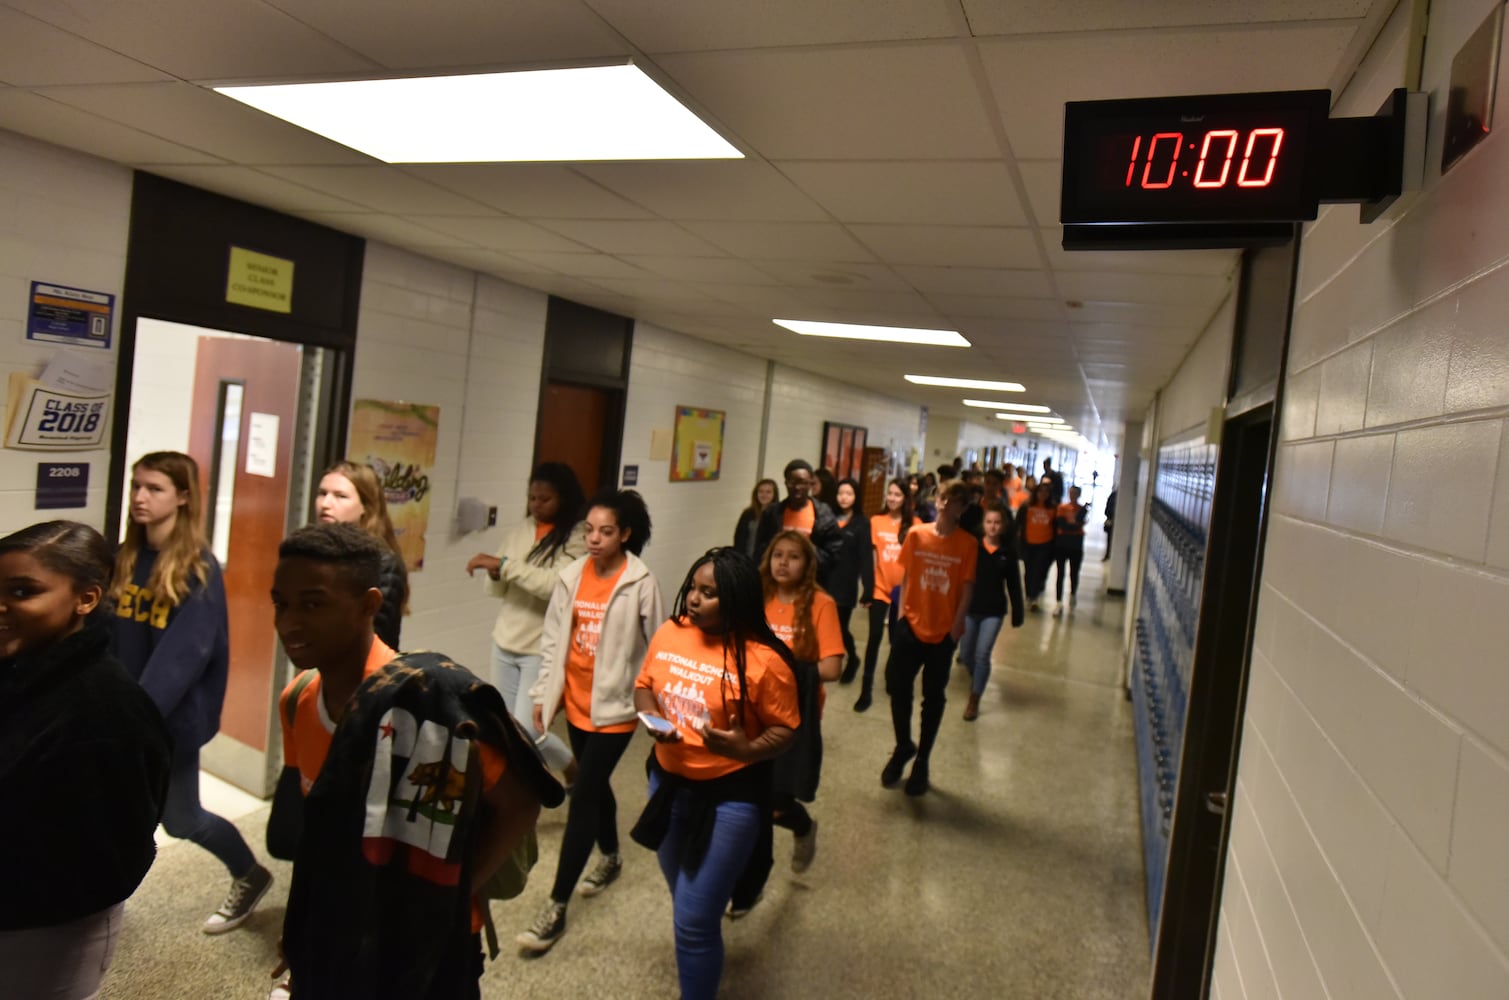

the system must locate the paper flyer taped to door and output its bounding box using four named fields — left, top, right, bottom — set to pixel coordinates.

left=348, top=399, right=439, bottom=571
